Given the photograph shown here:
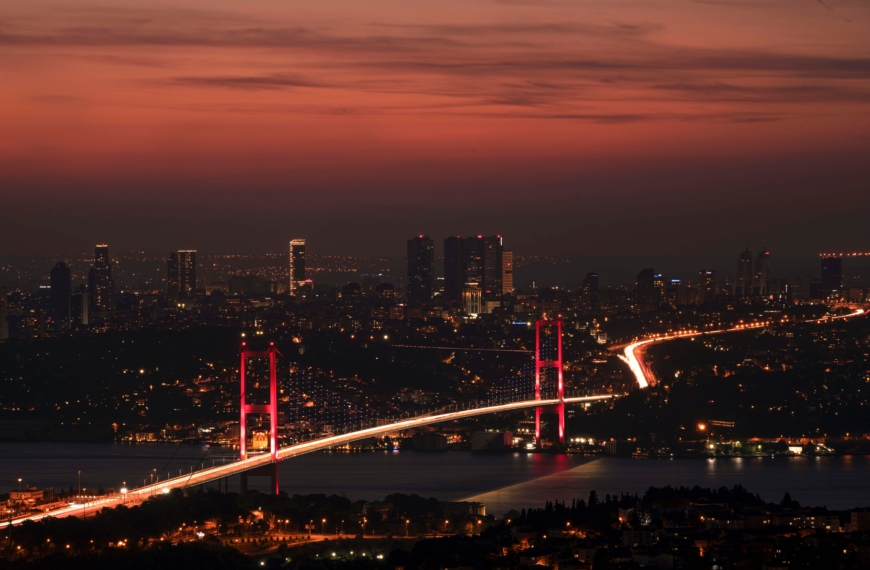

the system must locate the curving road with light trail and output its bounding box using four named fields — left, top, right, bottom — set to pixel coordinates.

left=621, top=308, right=866, bottom=389
left=6, top=394, right=612, bottom=526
